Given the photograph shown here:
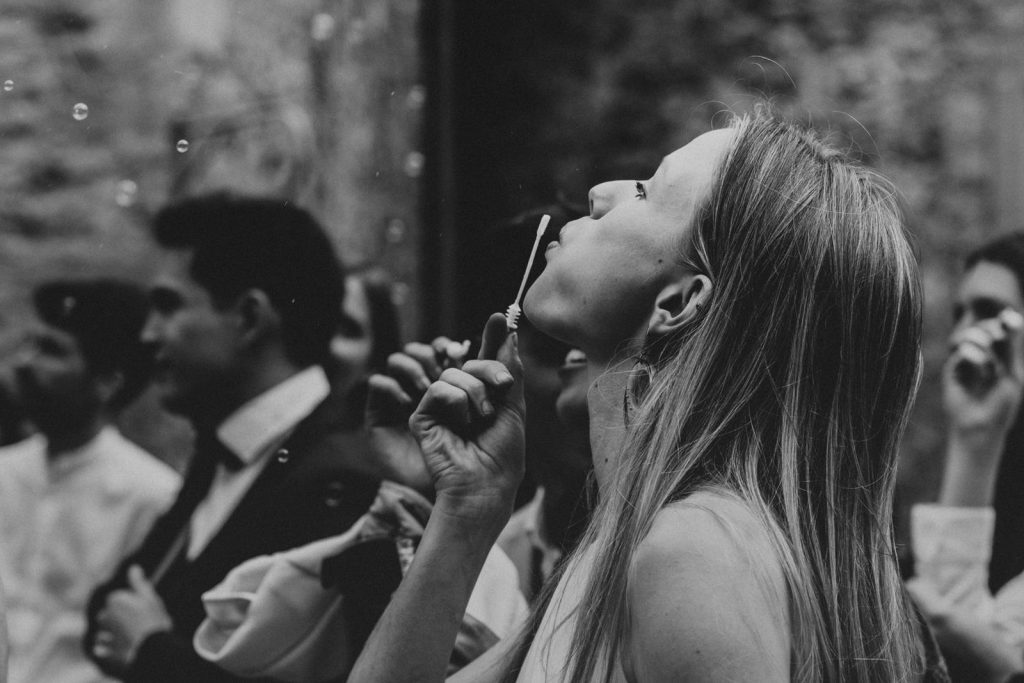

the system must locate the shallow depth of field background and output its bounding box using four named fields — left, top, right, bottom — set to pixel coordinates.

left=2, top=0, right=1023, bottom=553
